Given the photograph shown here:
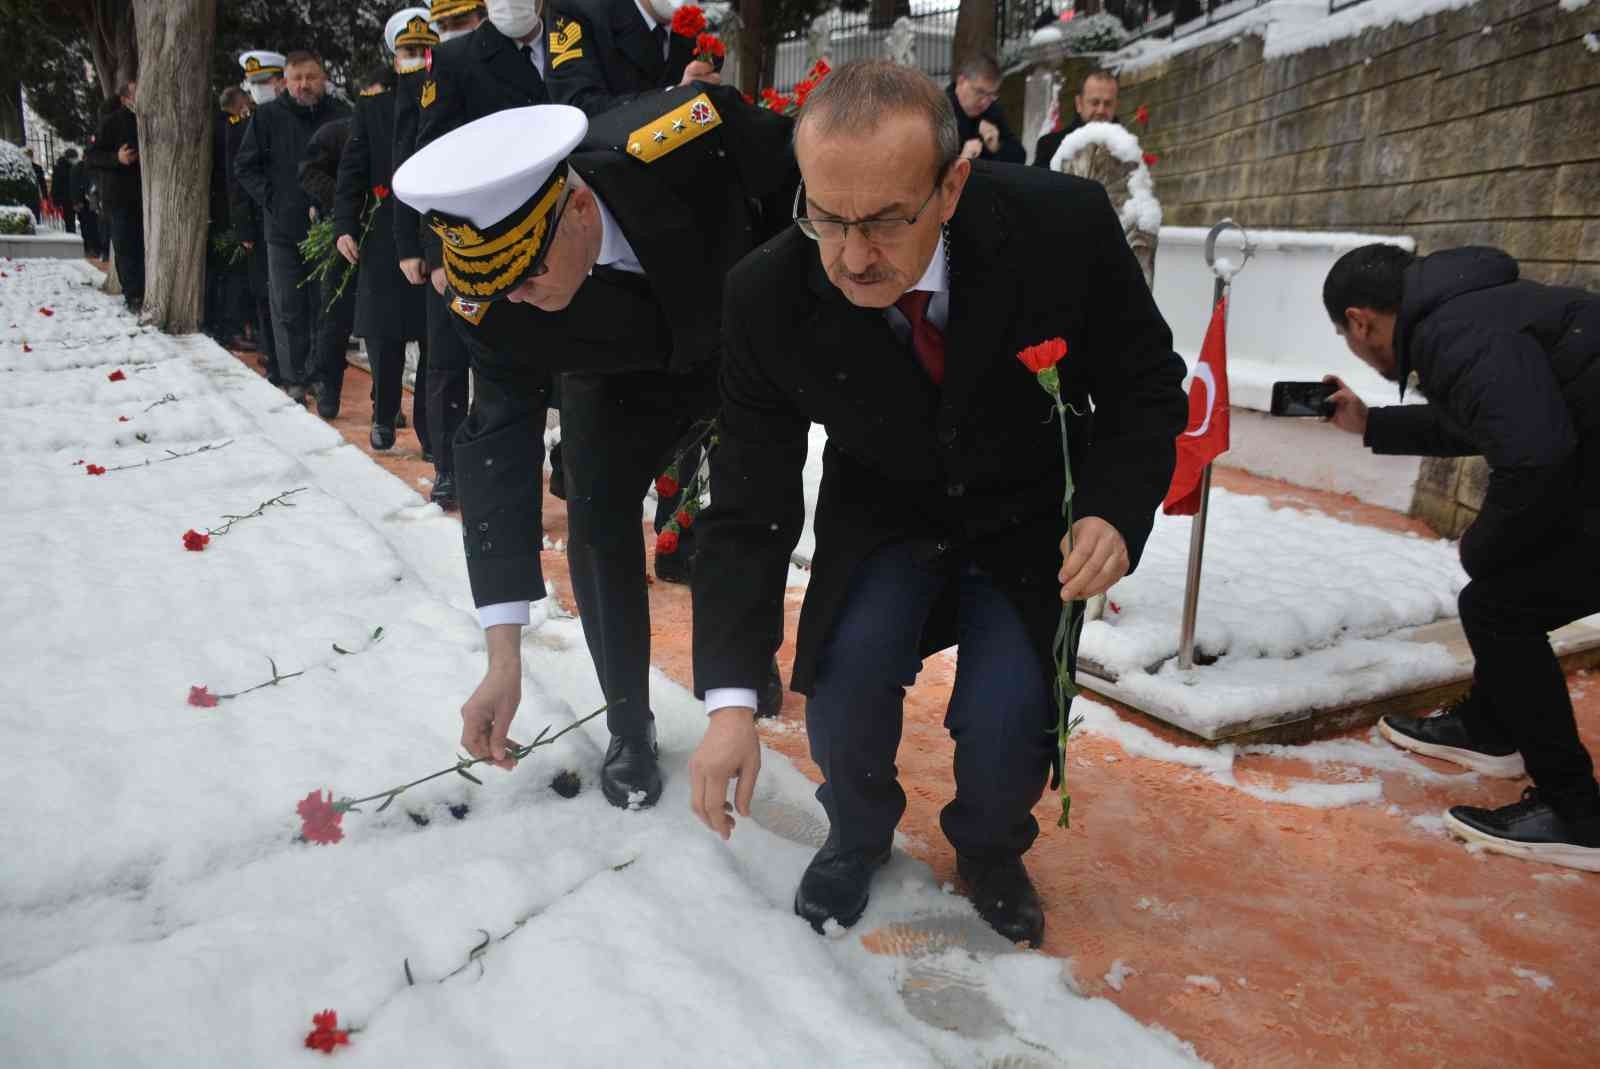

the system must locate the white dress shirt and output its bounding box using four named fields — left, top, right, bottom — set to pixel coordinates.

left=476, top=189, right=643, bottom=633
left=517, top=20, right=548, bottom=77
left=704, top=233, right=952, bottom=715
